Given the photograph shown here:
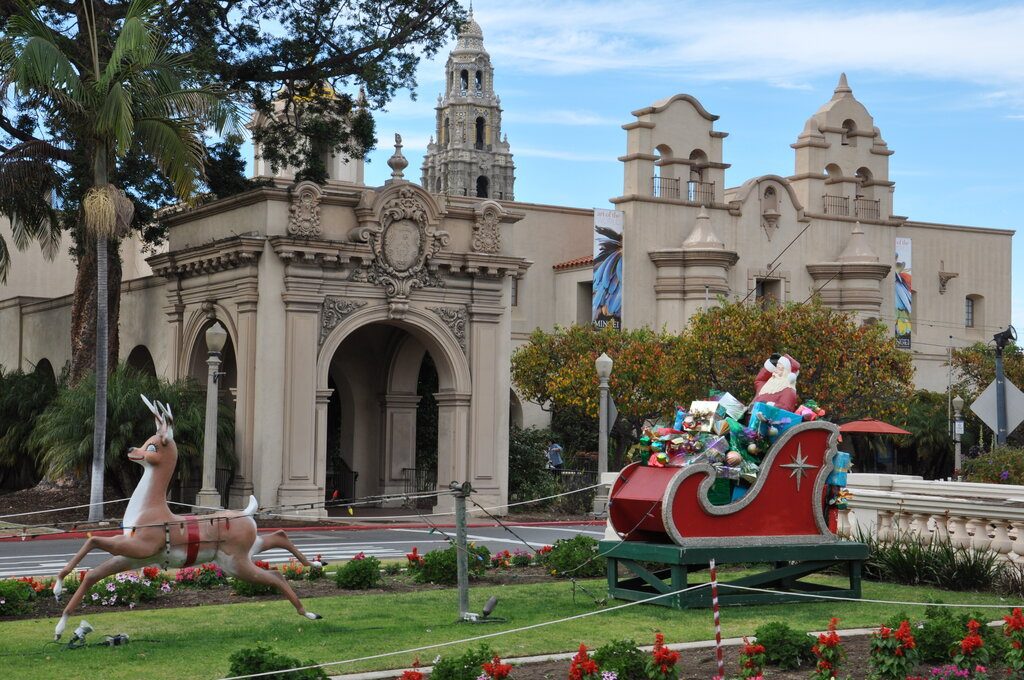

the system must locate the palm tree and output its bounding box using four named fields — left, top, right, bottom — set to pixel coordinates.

left=2, top=0, right=232, bottom=520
